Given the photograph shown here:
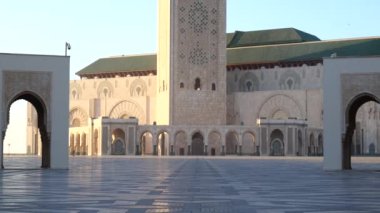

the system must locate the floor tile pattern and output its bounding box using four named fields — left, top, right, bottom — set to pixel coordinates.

left=1, top=156, right=380, bottom=212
